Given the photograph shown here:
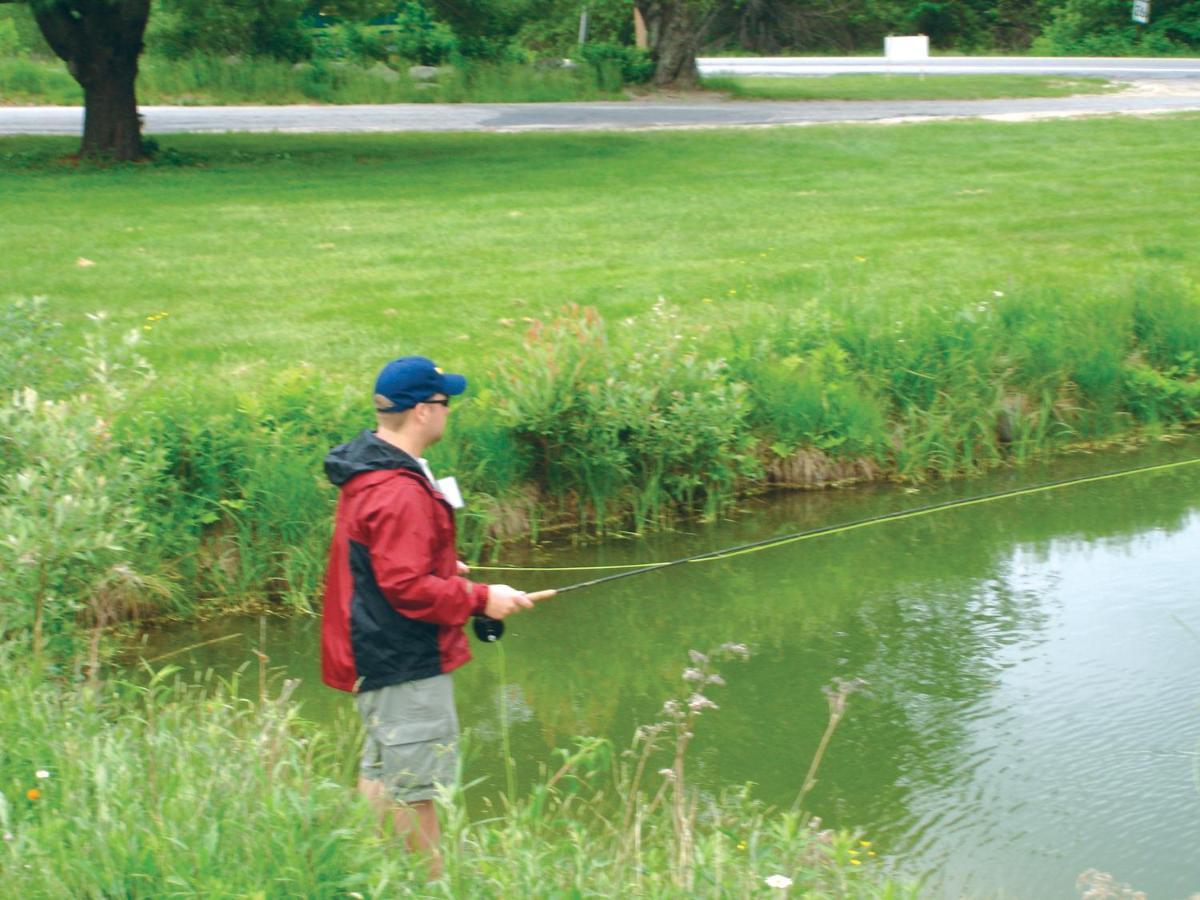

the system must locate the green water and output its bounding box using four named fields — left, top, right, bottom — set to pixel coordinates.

left=139, top=440, right=1200, bottom=898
